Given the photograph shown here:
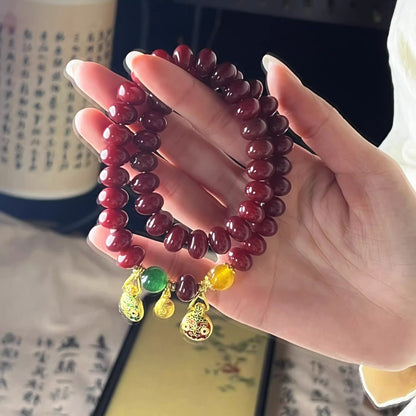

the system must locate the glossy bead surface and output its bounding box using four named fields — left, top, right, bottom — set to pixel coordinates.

left=147, top=93, right=172, bottom=115
left=245, top=181, right=273, bottom=203
left=172, top=44, right=194, bottom=70
left=176, top=274, right=198, bottom=302
left=228, top=247, right=252, bottom=271
left=251, top=217, right=278, bottom=237
left=267, top=114, right=289, bottom=135
left=210, top=62, right=237, bottom=88
left=105, top=228, right=132, bottom=252
left=225, top=216, right=251, bottom=242
left=238, top=200, right=265, bottom=224
left=133, top=130, right=161, bottom=152
left=273, top=135, right=293, bottom=155
left=130, top=173, right=160, bottom=194
left=117, top=245, right=145, bottom=268
left=224, top=79, right=250, bottom=104
left=234, top=98, right=260, bottom=120
left=139, top=112, right=167, bottom=132
left=272, top=156, right=292, bottom=175
left=146, top=211, right=173, bottom=236
left=134, top=193, right=164, bottom=215
left=236, top=70, right=244, bottom=80
left=246, top=140, right=274, bottom=160
left=264, top=197, right=286, bottom=217
left=99, top=167, right=129, bottom=188
left=98, top=188, right=128, bottom=209
left=206, top=264, right=235, bottom=291
left=141, top=266, right=168, bottom=293
left=130, top=152, right=158, bottom=172
left=246, top=159, right=275, bottom=180
left=196, top=48, right=217, bottom=78
left=241, top=118, right=268, bottom=139
left=102, top=124, right=133, bottom=146
left=208, top=226, right=231, bottom=254
left=152, top=49, right=173, bottom=62
left=98, top=208, right=128, bottom=229
left=164, top=225, right=189, bottom=252
left=249, top=79, right=263, bottom=99
left=100, top=146, right=130, bottom=166
left=108, top=103, right=137, bottom=125
left=117, top=82, right=146, bottom=105
left=242, top=233, right=266, bottom=256
left=188, top=230, right=208, bottom=259
left=259, top=95, right=278, bottom=117
left=269, top=175, right=292, bottom=196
